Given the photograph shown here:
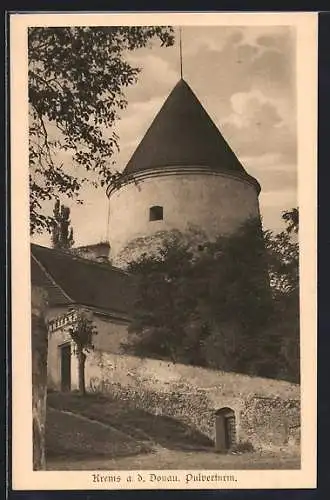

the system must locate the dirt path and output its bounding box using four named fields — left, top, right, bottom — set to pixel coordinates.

left=56, top=409, right=153, bottom=446
left=48, top=446, right=300, bottom=471
left=46, top=408, right=152, bottom=459
left=48, top=407, right=165, bottom=451
left=46, top=401, right=300, bottom=471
